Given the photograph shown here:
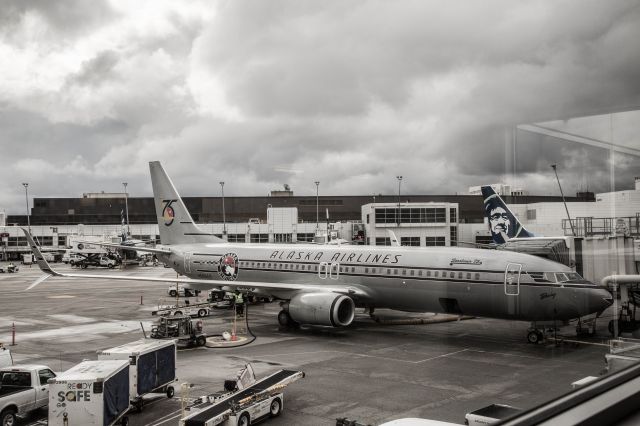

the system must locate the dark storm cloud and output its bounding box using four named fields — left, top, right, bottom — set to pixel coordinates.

left=1, top=1, right=639, bottom=213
